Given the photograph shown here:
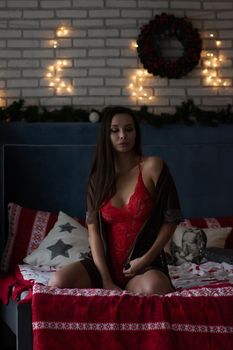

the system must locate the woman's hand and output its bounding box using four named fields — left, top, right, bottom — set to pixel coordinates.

left=103, top=280, right=122, bottom=291
left=123, top=257, right=145, bottom=277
